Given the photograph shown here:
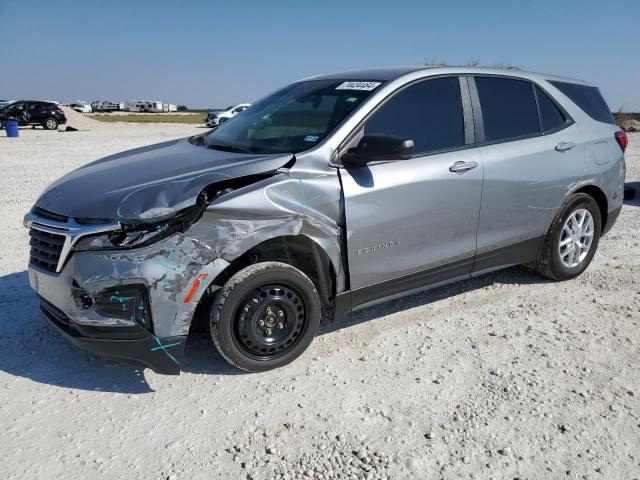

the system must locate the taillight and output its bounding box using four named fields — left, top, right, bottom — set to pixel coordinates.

left=615, top=131, right=628, bottom=153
